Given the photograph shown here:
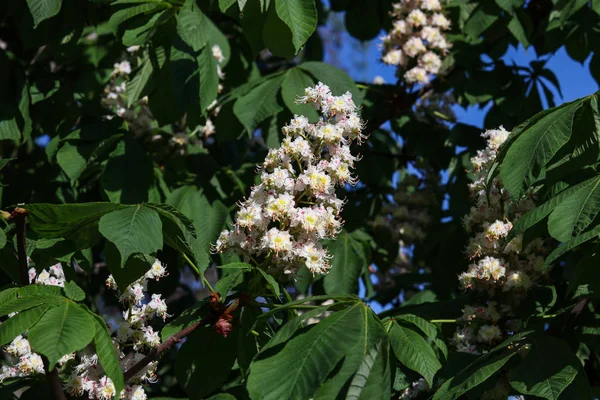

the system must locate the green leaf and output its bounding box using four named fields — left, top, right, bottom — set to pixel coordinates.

left=499, top=97, right=584, bottom=199
left=257, top=268, right=281, bottom=298
left=26, top=0, right=63, bottom=27
left=176, top=327, right=238, bottom=399
left=299, top=61, right=362, bottom=105
left=56, top=134, right=124, bottom=183
left=105, top=241, right=155, bottom=289
left=233, top=74, right=285, bottom=134
left=0, top=286, right=64, bottom=317
left=262, top=5, right=296, bottom=60
left=90, top=314, right=125, bottom=395
left=101, top=137, right=156, bottom=204
left=63, top=281, right=85, bottom=301
left=433, top=336, right=527, bottom=400
left=395, top=314, right=448, bottom=359
left=464, top=6, right=498, bottom=38
left=0, top=305, right=50, bottom=347
left=98, top=205, right=163, bottom=267
left=548, top=175, right=600, bottom=242
left=25, top=203, right=125, bottom=239
left=346, top=339, right=392, bottom=400
left=495, top=0, right=524, bottom=12
left=219, top=0, right=236, bottom=12
left=274, top=0, right=317, bottom=53
left=323, top=230, right=365, bottom=295
left=167, top=186, right=228, bottom=273
left=506, top=179, right=595, bottom=243
left=127, top=50, right=154, bottom=107
left=144, top=202, right=197, bottom=258
left=510, top=337, right=580, bottom=400
left=281, top=68, right=320, bottom=122
left=218, top=262, right=252, bottom=269
left=248, top=303, right=386, bottom=400
left=0, top=158, right=15, bottom=171
left=122, top=9, right=171, bottom=47
left=507, top=15, right=529, bottom=47
left=0, top=229, right=6, bottom=250
left=177, top=0, right=207, bottom=51
left=388, top=321, right=441, bottom=386
left=568, top=243, right=600, bottom=298
left=161, top=299, right=208, bottom=341
left=215, top=269, right=246, bottom=296
left=109, top=3, right=162, bottom=34
left=28, top=301, right=96, bottom=368
left=198, top=45, right=219, bottom=111
left=544, top=224, right=600, bottom=268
